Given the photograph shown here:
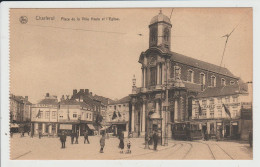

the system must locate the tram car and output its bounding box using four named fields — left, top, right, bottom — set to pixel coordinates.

left=172, top=121, right=203, bottom=140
